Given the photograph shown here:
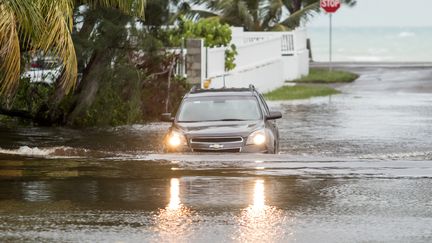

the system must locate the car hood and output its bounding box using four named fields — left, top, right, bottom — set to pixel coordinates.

left=174, top=120, right=263, bottom=137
